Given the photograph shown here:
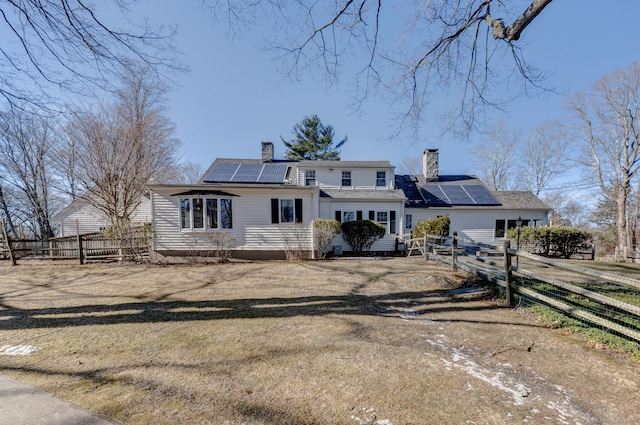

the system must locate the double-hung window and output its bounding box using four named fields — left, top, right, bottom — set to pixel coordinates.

left=341, top=170, right=352, bottom=187
left=343, top=211, right=355, bottom=222
left=376, top=211, right=388, bottom=232
left=181, top=197, right=233, bottom=230
left=376, top=171, right=386, bottom=187
left=304, top=170, right=316, bottom=186
left=271, top=198, right=303, bottom=223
